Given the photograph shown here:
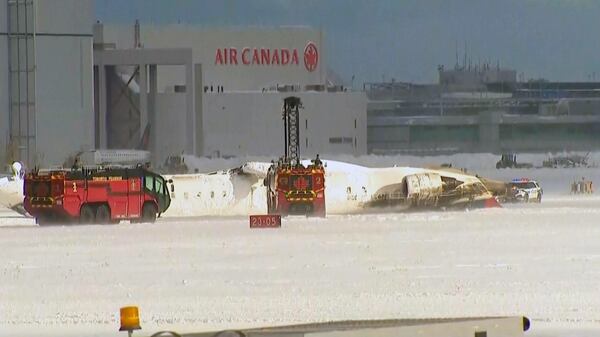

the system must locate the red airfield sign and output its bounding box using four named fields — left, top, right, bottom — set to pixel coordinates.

left=249, top=214, right=282, bottom=228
